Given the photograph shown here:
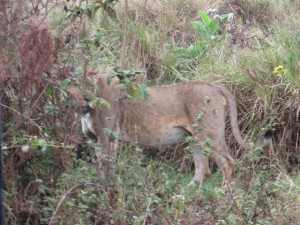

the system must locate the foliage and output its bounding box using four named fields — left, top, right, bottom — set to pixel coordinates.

left=64, top=0, right=118, bottom=20
left=177, top=10, right=228, bottom=58
left=108, top=67, right=149, bottom=102
left=84, top=90, right=110, bottom=109
left=35, top=145, right=300, bottom=224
